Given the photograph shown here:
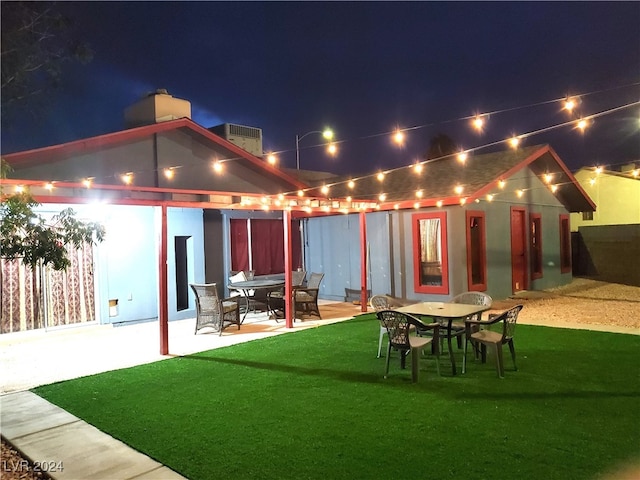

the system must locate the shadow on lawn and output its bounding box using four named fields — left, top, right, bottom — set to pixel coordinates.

left=456, top=390, right=640, bottom=400
left=180, top=354, right=385, bottom=384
